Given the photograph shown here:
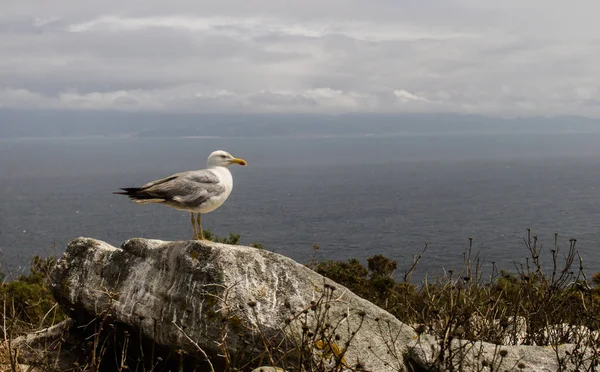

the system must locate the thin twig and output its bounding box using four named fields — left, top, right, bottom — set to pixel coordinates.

left=172, top=321, right=215, bottom=372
